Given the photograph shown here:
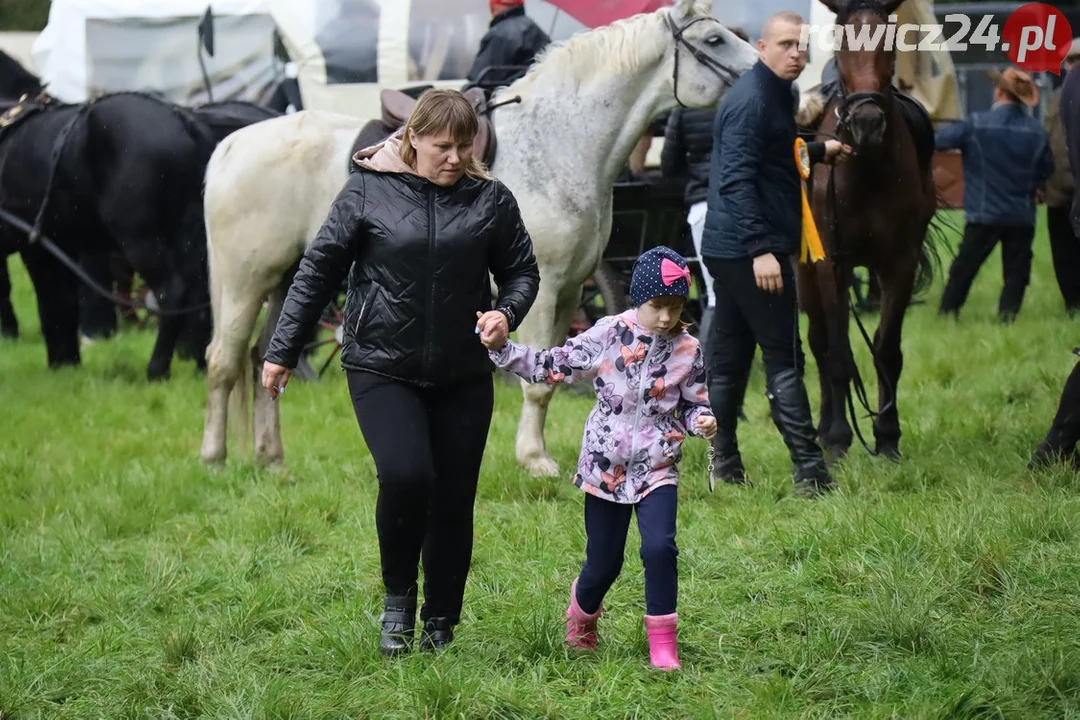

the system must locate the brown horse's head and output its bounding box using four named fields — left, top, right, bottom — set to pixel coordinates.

left=819, top=0, right=904, bottom=153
